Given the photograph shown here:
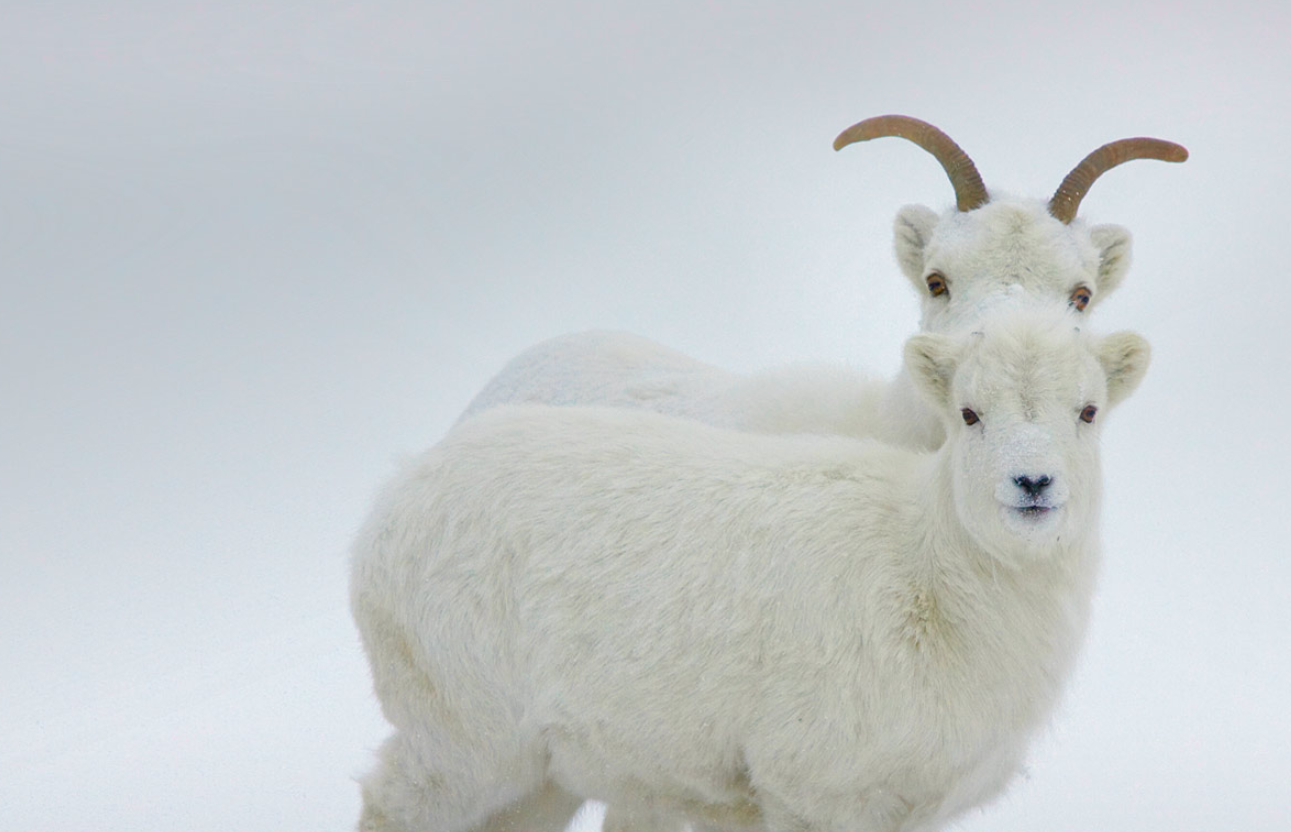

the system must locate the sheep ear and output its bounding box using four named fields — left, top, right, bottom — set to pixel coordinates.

left=905, top=333, right=962, bottom=411
left=1088, top=224, right=1132, bottom=302
left=1097, top=331, right=1151, bottom=408
left=894, top=205, right=940, bottom=292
